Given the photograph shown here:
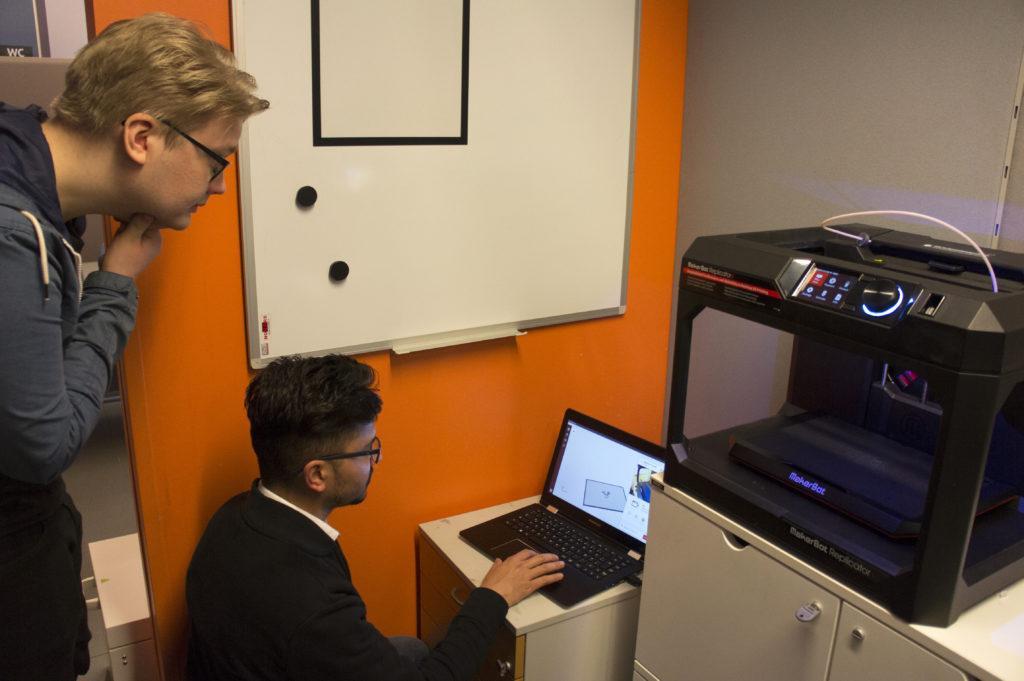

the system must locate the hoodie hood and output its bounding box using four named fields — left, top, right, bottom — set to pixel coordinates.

left=0, top=103, right=84, bottom=249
